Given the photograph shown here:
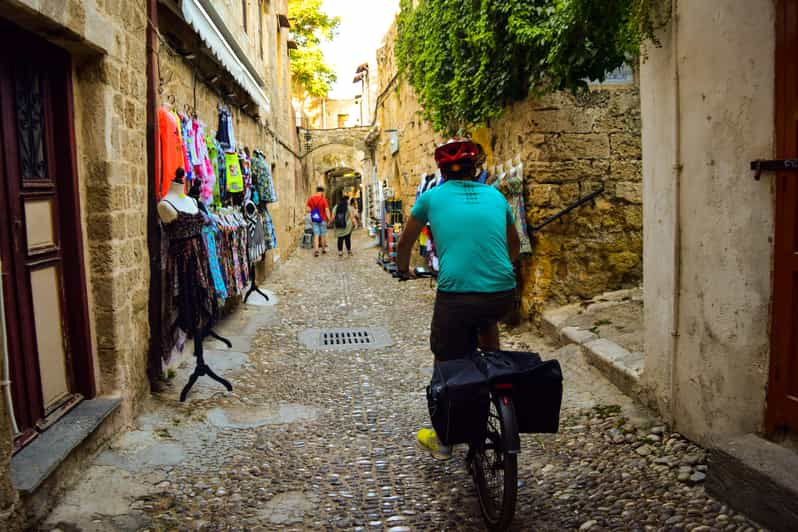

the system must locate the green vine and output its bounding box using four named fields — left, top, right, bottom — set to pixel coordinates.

left=396, top=0, right=669, bottom=135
